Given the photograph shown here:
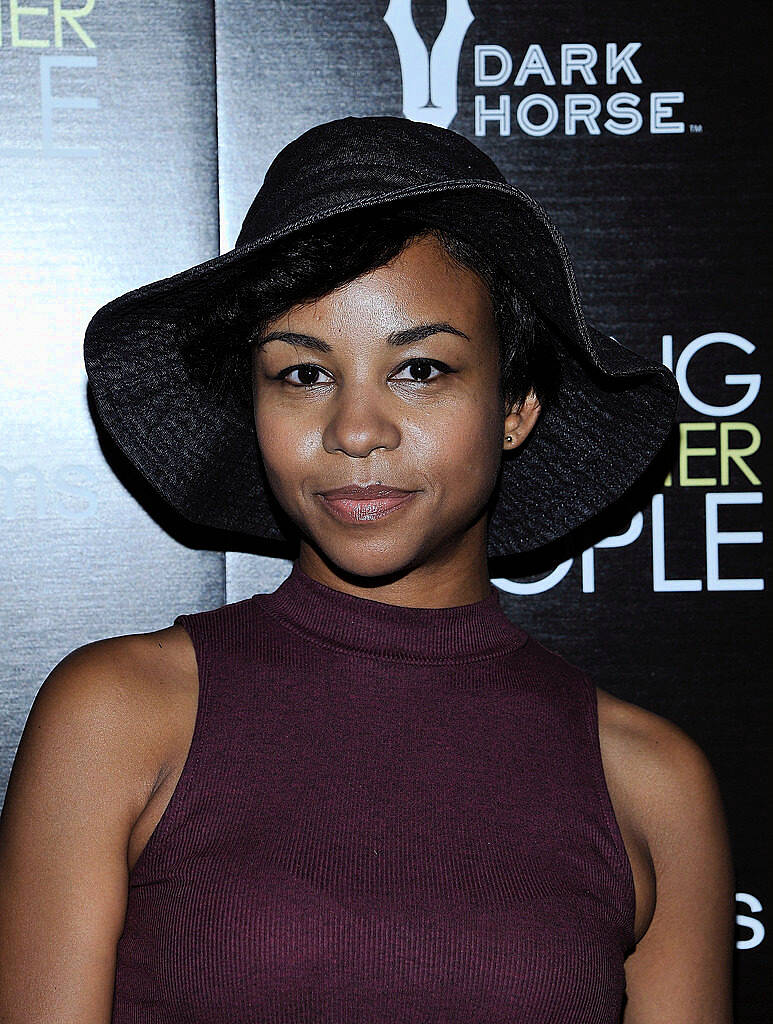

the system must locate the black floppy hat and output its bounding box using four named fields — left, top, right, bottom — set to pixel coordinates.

left=83, top=115, right=679, bottom=558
